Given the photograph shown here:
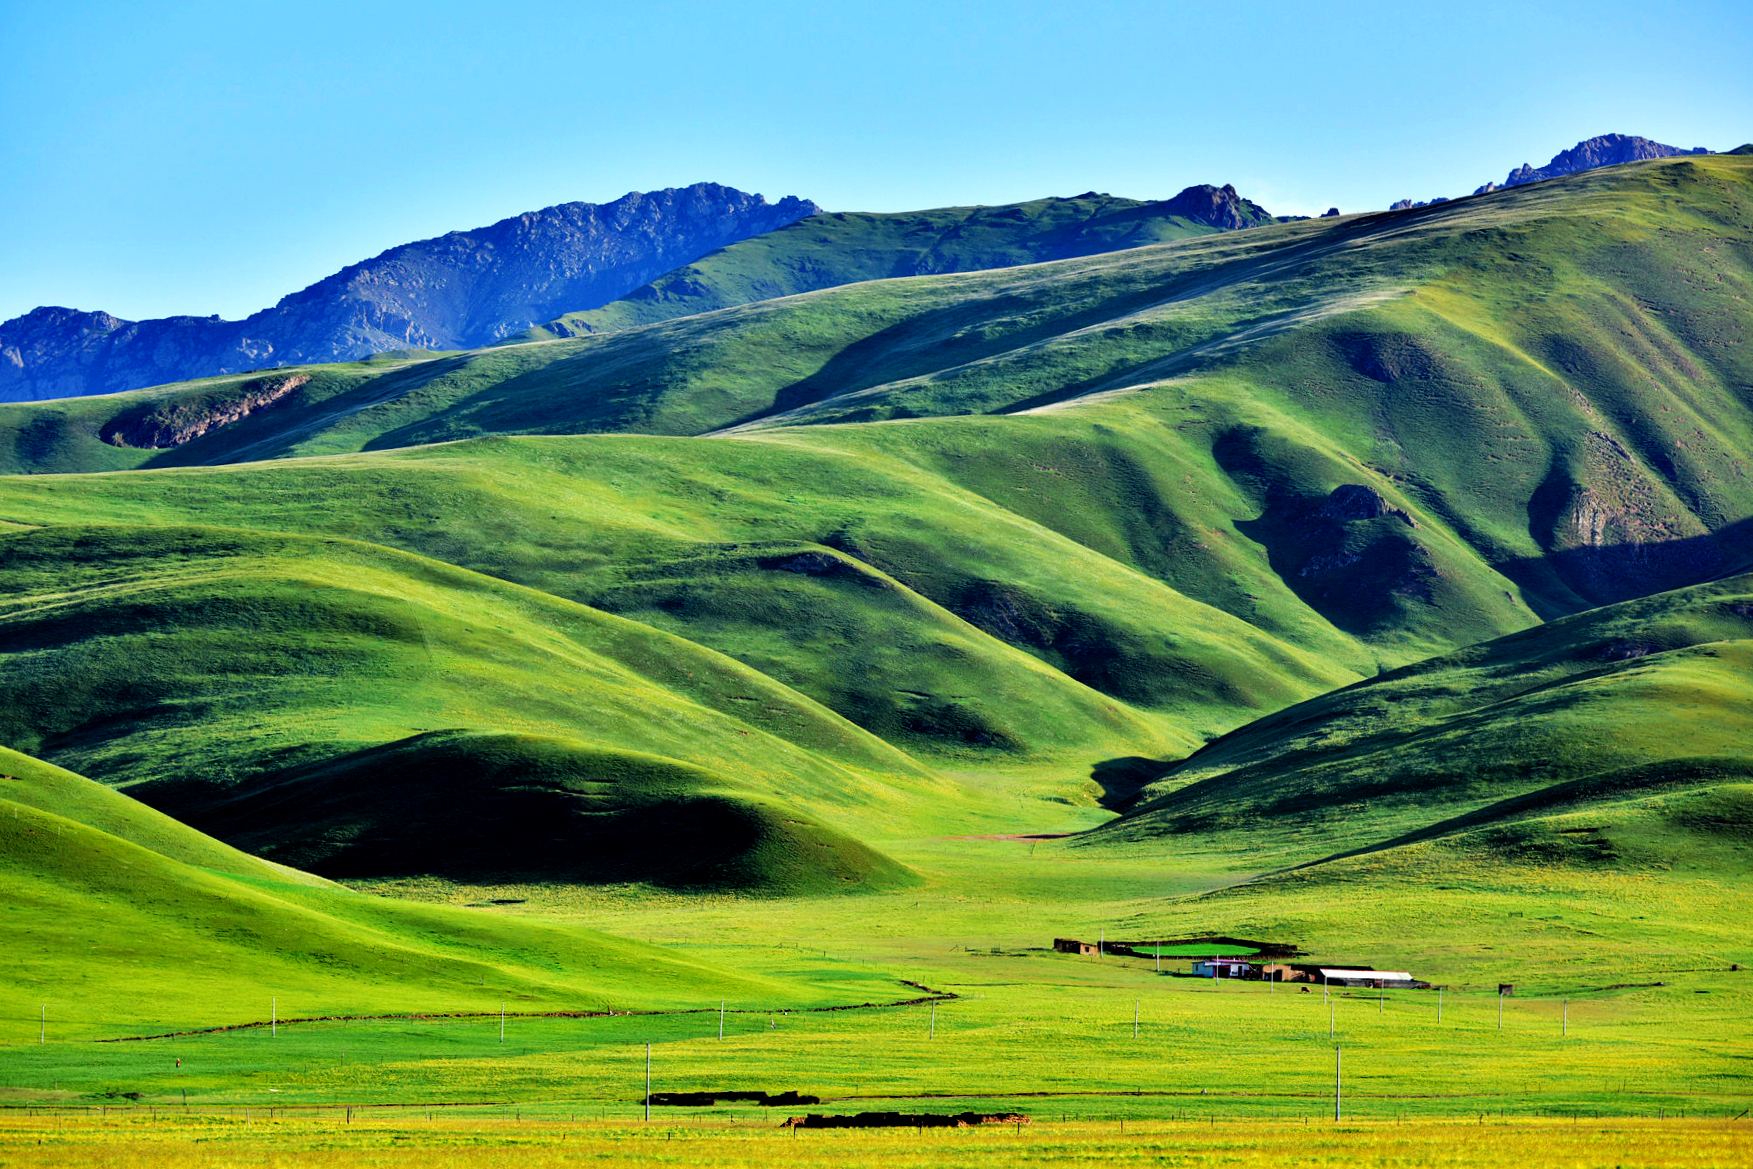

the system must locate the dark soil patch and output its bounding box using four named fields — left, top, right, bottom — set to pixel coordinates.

left=783, top=1111, right=1029, bottom=1129
left=648, top=1090, right=819, bottom=1107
